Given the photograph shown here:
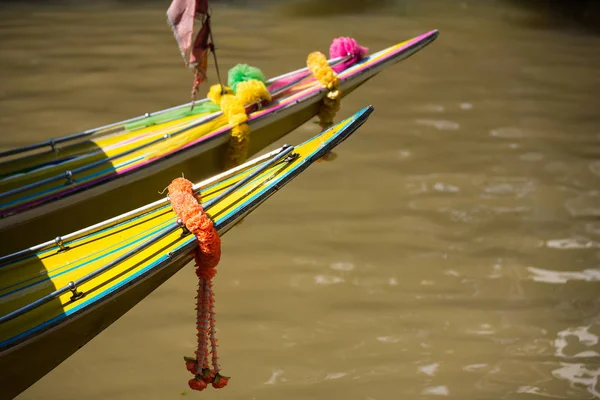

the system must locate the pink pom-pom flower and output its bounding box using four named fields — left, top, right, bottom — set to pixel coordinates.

left=329, top=37, right=369, bottom=72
